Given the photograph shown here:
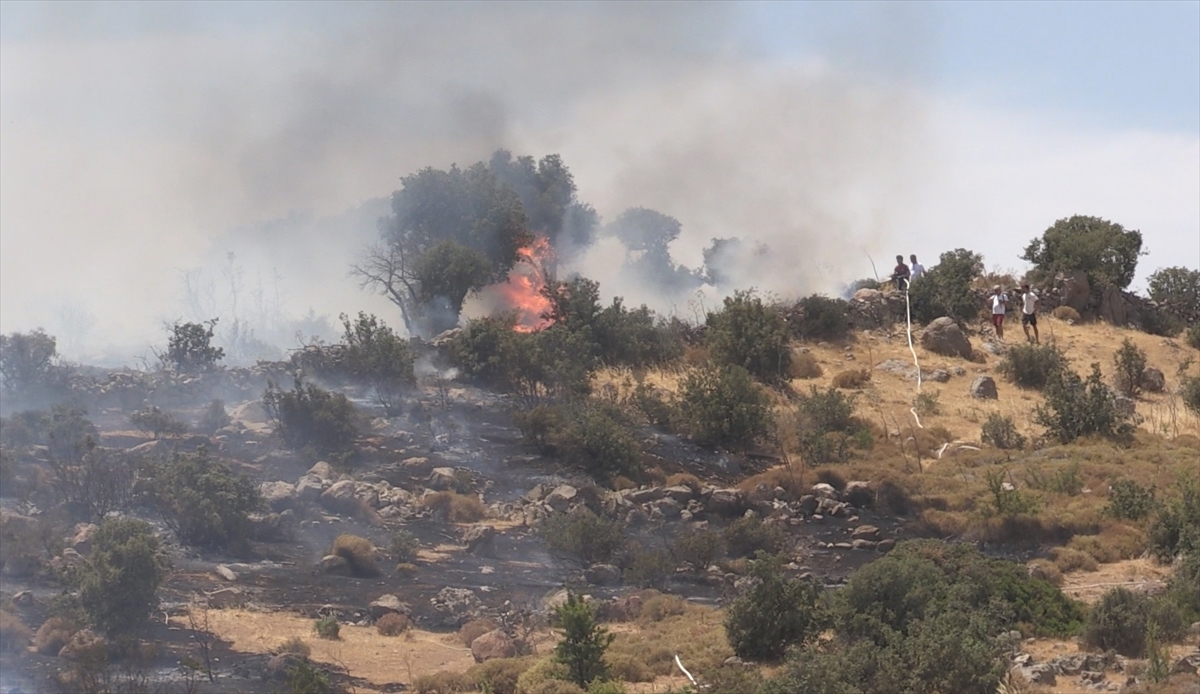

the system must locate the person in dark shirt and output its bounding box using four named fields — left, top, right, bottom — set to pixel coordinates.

left=891, top=255, right=911, bottom=291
